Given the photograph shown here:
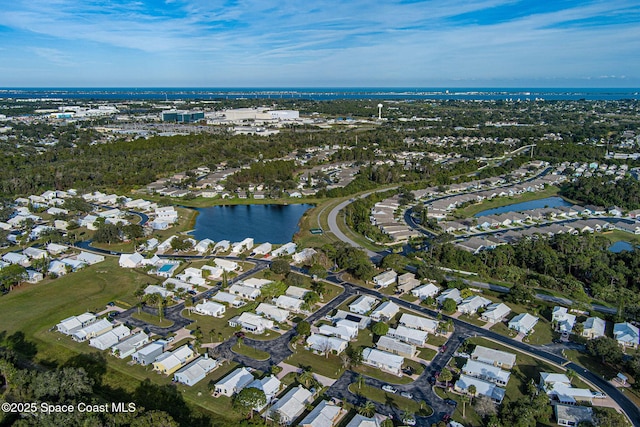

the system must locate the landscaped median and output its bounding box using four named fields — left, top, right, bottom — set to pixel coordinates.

left=347, top=383, right=433, bottom=416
